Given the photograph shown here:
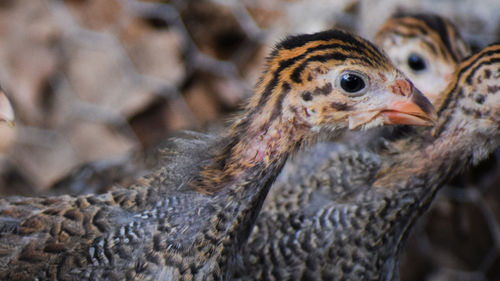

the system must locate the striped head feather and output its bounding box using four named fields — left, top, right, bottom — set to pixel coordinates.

left=433, top=43, right=500, bottom=141
left=195, top=29, right=437, bottom=193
